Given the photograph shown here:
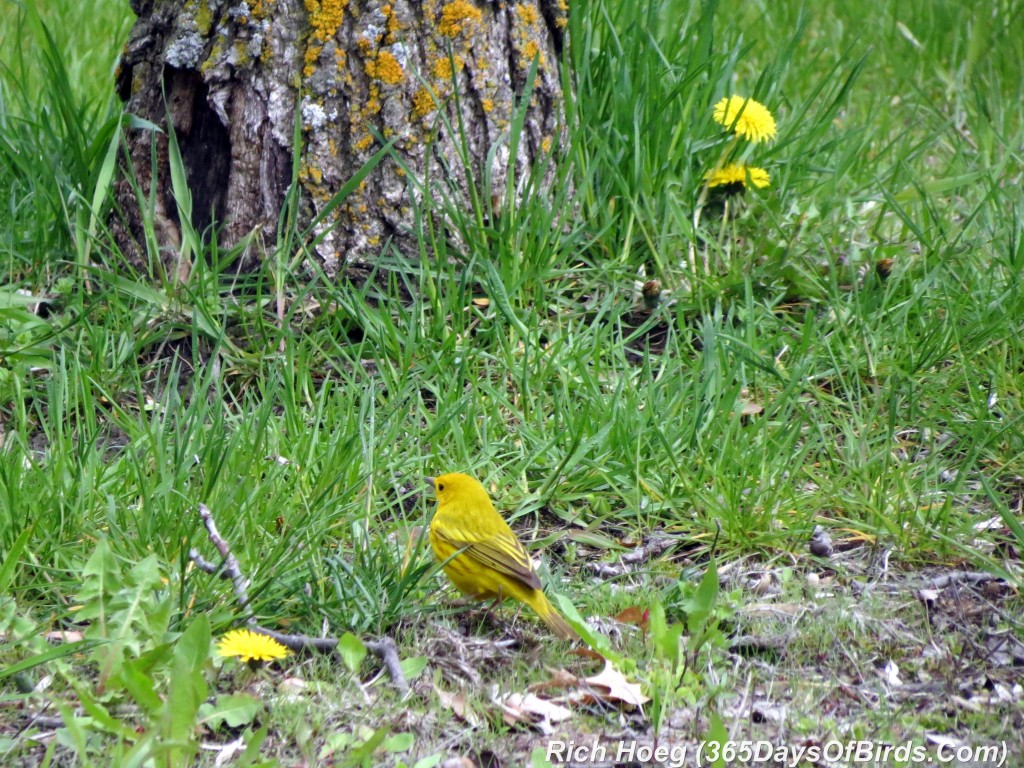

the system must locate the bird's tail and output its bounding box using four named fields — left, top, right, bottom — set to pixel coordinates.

left=531, top=592, right=578, bottom=641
